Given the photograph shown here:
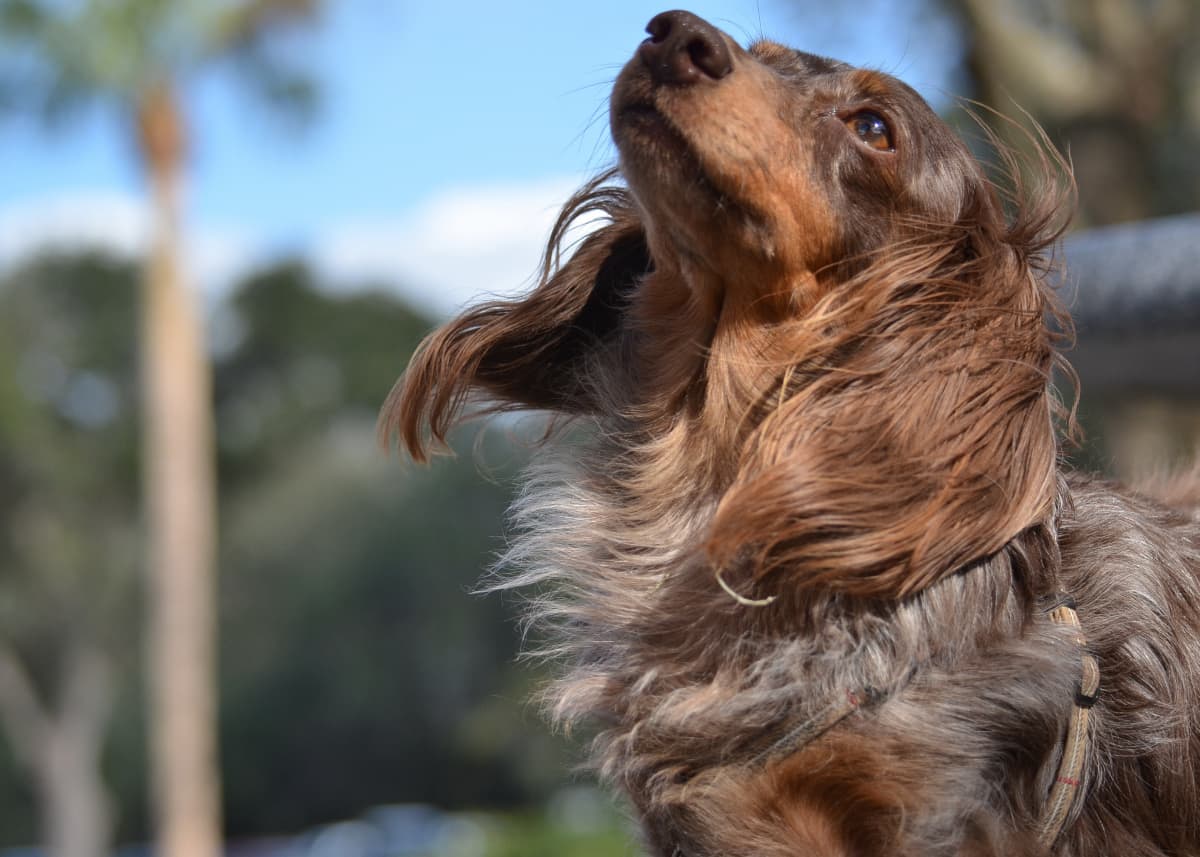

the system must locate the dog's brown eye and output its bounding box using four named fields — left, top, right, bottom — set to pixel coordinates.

left=846, top=111, right=893, bottom=152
